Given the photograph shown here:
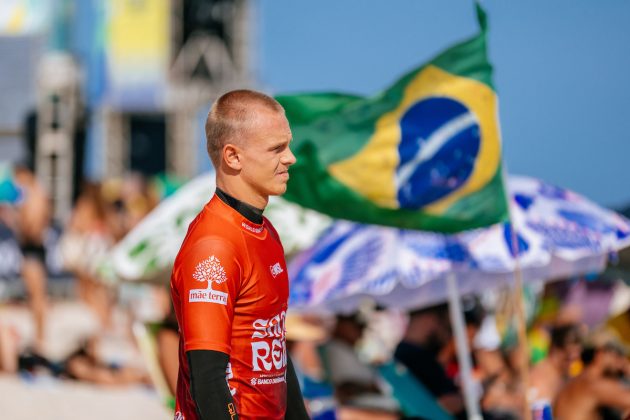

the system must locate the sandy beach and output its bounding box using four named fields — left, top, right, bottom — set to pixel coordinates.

left=0, top=374, right=172, bottom=420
